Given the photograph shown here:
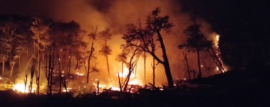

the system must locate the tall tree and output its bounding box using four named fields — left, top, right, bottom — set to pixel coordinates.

left=122, top=7, right=174, bottom=88
left=86, top=27, right=98, bottom=84
left=98, top=29, right=112, bottom=76
left=0, top=19, right=26, bottom=77
left=30, top=17, right=50, bottom=94
left=179, top=24, right=212, bottom=79
left=0, top=36, right=10, bottom=75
